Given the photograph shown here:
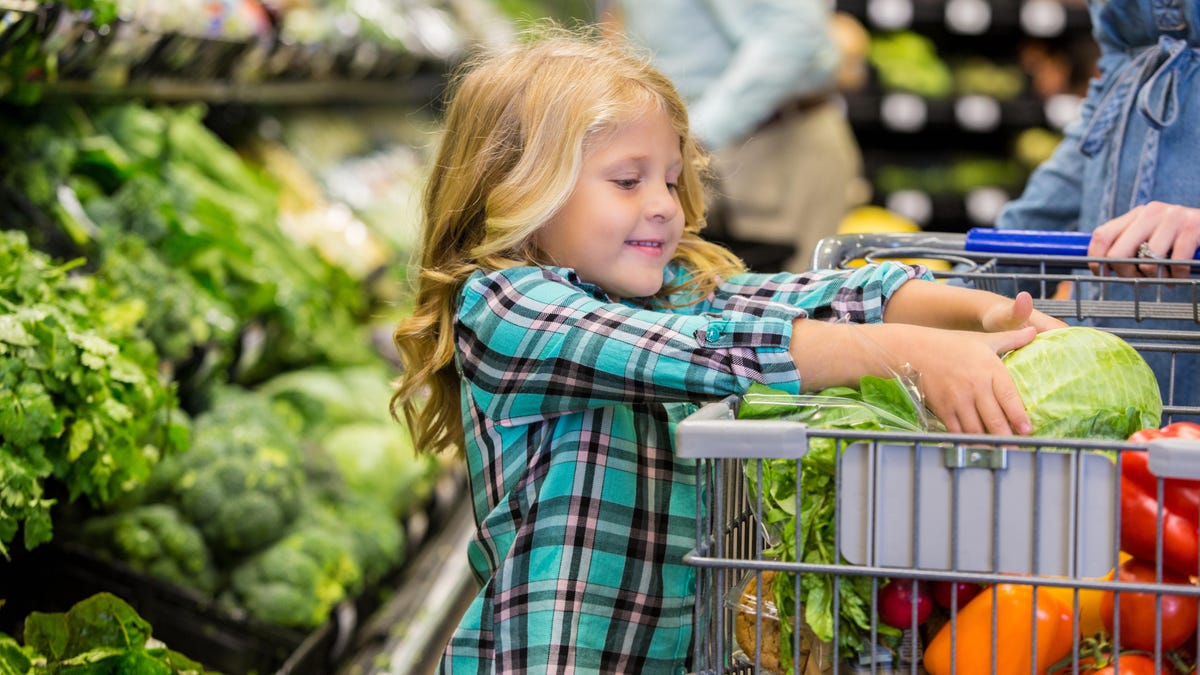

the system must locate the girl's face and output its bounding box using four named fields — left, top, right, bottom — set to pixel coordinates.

left=535, top=105, right=684, bottom=300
